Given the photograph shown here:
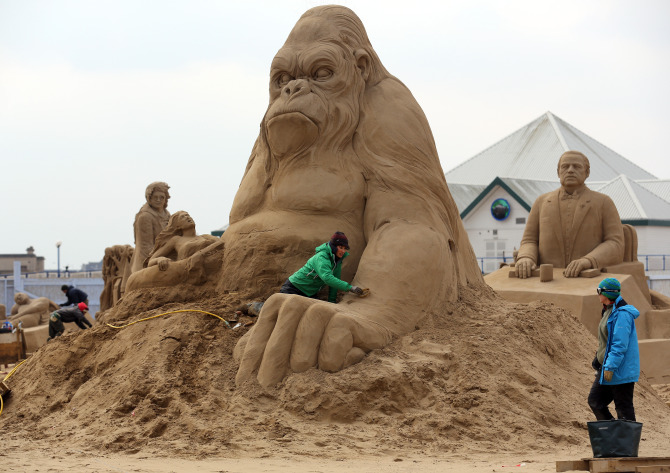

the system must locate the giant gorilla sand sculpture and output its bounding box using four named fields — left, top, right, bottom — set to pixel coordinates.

left=207, top=5, right=484, bottom=387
